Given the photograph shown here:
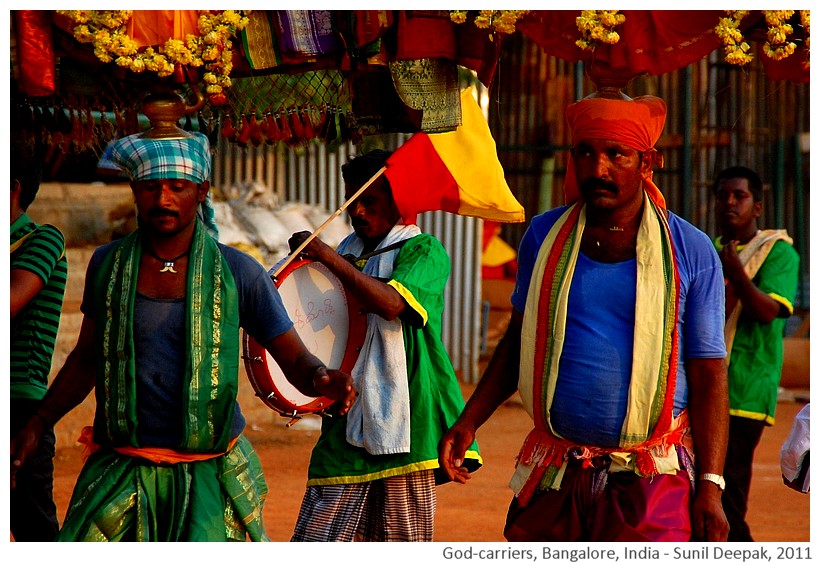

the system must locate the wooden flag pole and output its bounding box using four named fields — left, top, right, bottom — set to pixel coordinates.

left=272, top=165, right=387, bottom=278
